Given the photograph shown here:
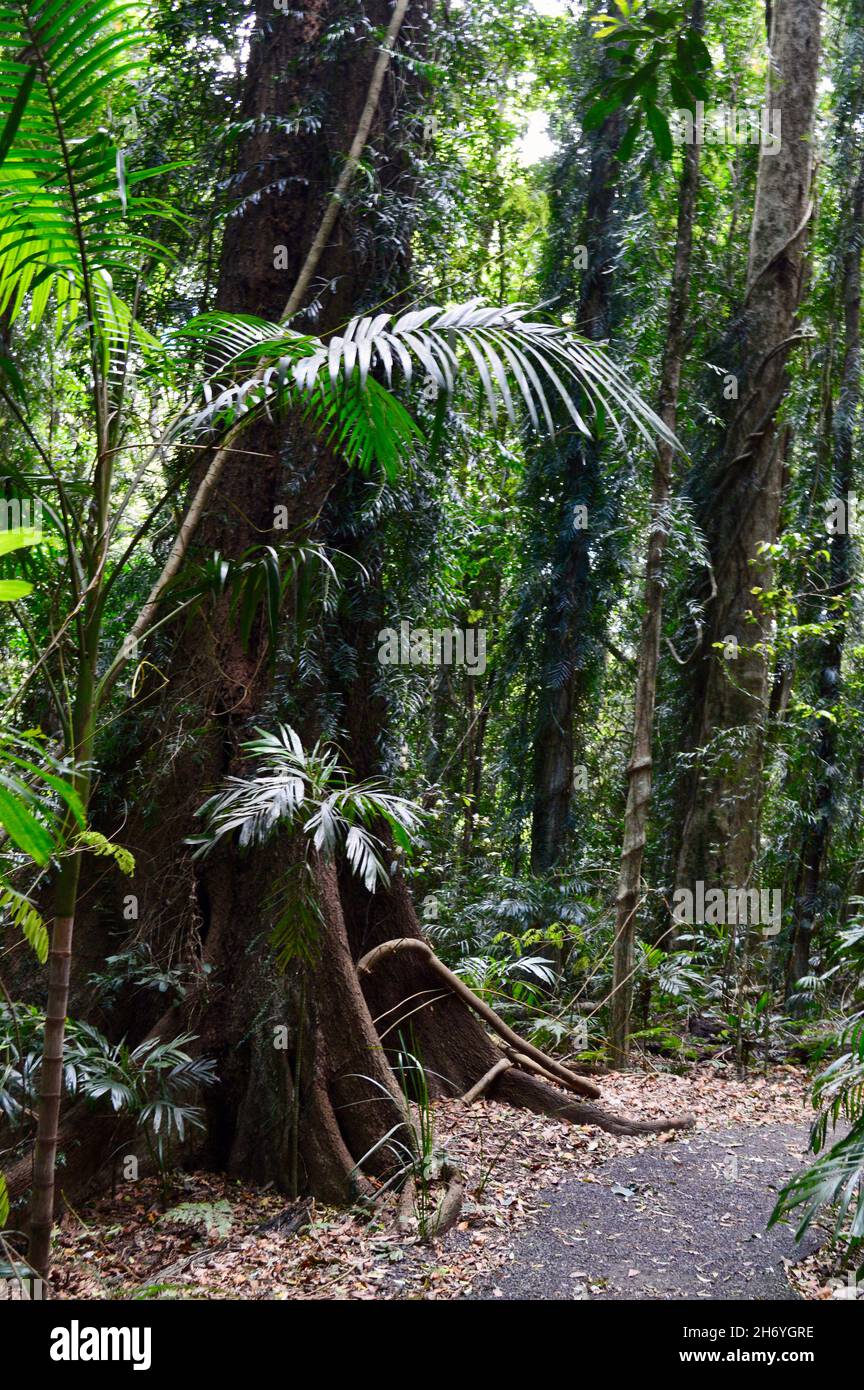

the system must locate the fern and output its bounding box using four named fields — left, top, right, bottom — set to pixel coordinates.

left=74, top=829, right=135, bottom=875
left=0, top=0, right=173, bottom=347
left=0, top=883, right=49, bottom=962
